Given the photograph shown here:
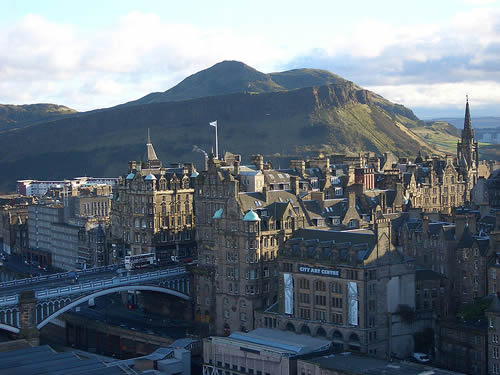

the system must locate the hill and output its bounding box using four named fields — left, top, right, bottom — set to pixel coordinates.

left=0, top=103, right=77, bottom=132
left=0, top=74, right=435, bottom=192
left=123, top=61, right=351, bottom=106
